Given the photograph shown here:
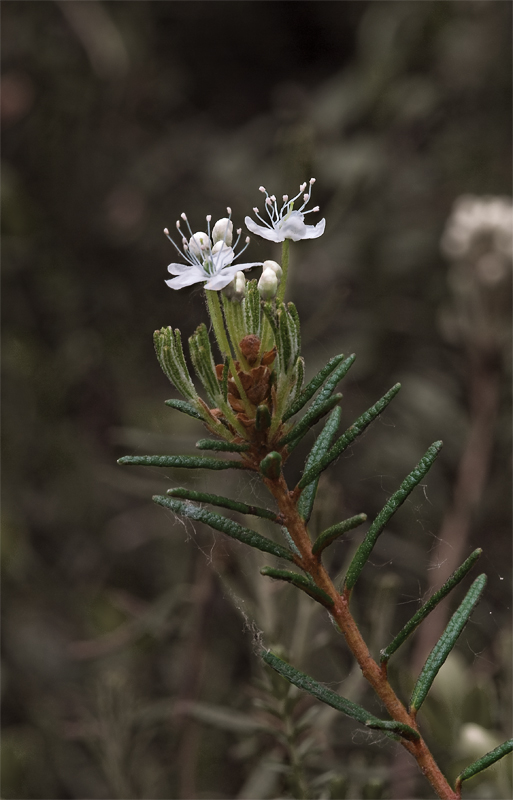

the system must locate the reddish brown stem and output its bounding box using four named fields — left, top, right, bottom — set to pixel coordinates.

left=263, top=472, right=460, bottom=800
